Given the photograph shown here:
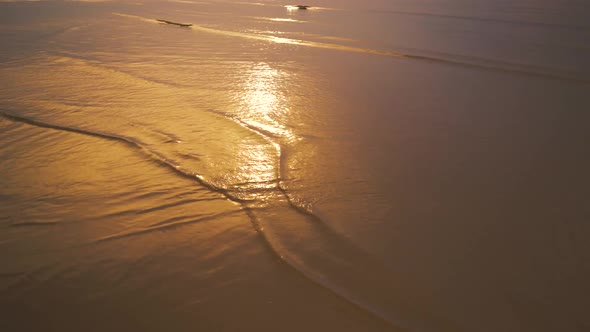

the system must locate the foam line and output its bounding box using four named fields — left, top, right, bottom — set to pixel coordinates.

left=95, top=210, right=241, bottom=242
left=113, top=12, right=589, bottom=83
left=0, top=111, right=455, bottom=331
left=0, top=110, right=250, bottom=203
